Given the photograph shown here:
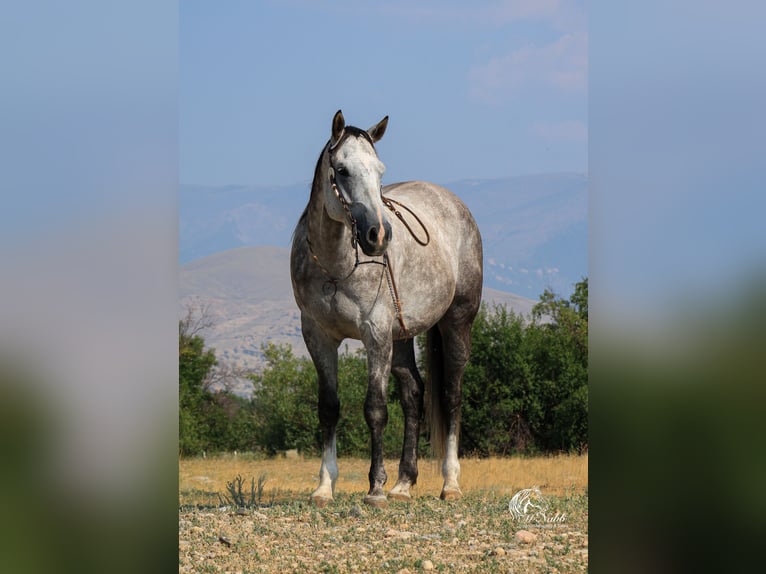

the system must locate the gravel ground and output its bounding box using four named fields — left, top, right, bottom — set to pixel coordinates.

left=179, top=490, right=588, bottom=573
